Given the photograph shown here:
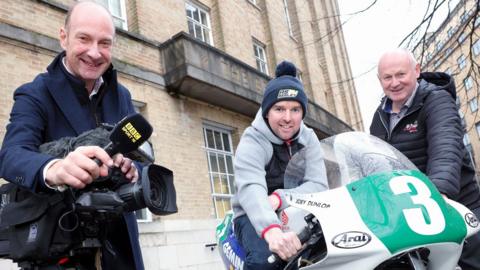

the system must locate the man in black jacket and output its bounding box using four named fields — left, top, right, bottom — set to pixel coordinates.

left=370, top=49, right=480, bottom=269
